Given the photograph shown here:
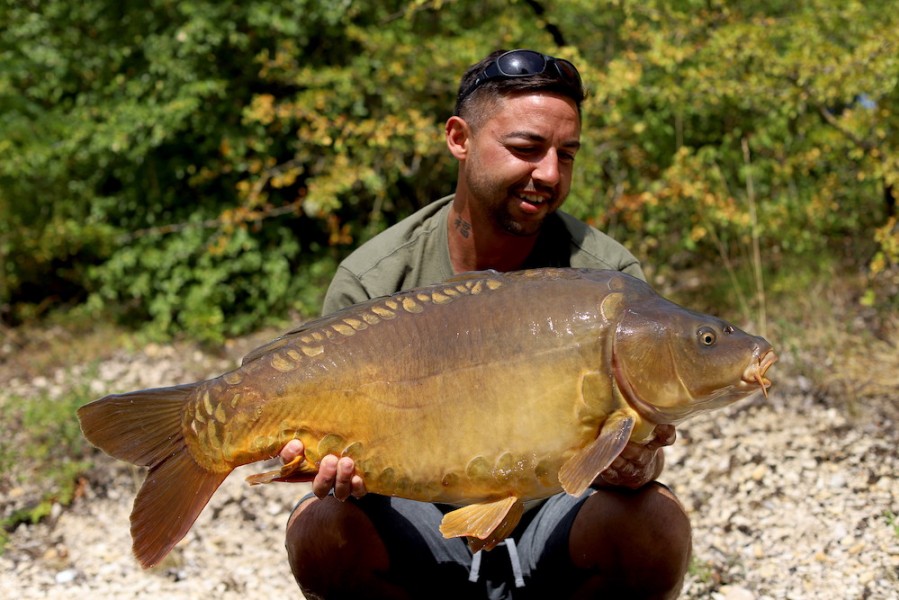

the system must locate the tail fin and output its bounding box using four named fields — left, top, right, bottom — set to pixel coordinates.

left=77, top=383, right=229, bottom=568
